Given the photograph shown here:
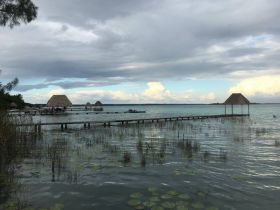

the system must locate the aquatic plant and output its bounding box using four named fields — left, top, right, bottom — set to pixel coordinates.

left=192, top=202, right=204, bottom=209
left=122, top=151, right=132, bottom=164
left=127, top=199, right=142, bottom=206
left=162, top=201, right=176, bottom=209
left=140, top=154, right=146, bottom=167
left=0, top=112, right=36, bottom=204
left=137, top=139, right=143, bottom=152
left=203, top=151, right=210, bottom=161
left=219, top=149, right=228, bottom=161
left=256, top=128, right=269, bottom=136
